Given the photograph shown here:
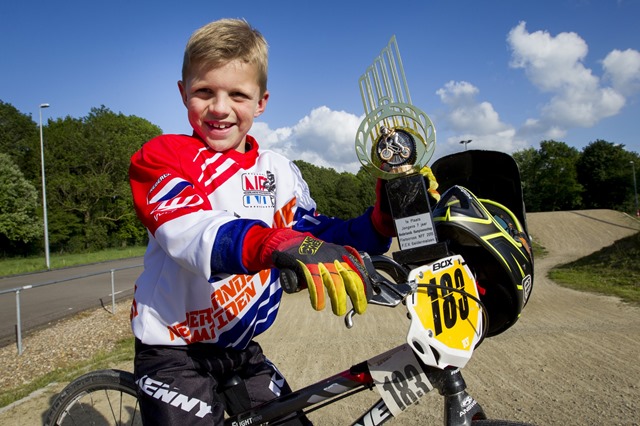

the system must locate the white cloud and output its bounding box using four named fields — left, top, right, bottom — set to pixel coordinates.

left=519, top=118, right=566, bottom=141
left=507, top=21, right=627, bottom=135
left=602, top=48, right=640, bottom=94
left=249, top=122, right=292, bottom=147
left=434, top=81, right=523, bottom=156
left=252, top=106, right=364, bottom=173
left=435, top=81, right=478, bottom=105
left=432, top=23, right=639, bottom=155
left=508, top=22, right=592, bottom=92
